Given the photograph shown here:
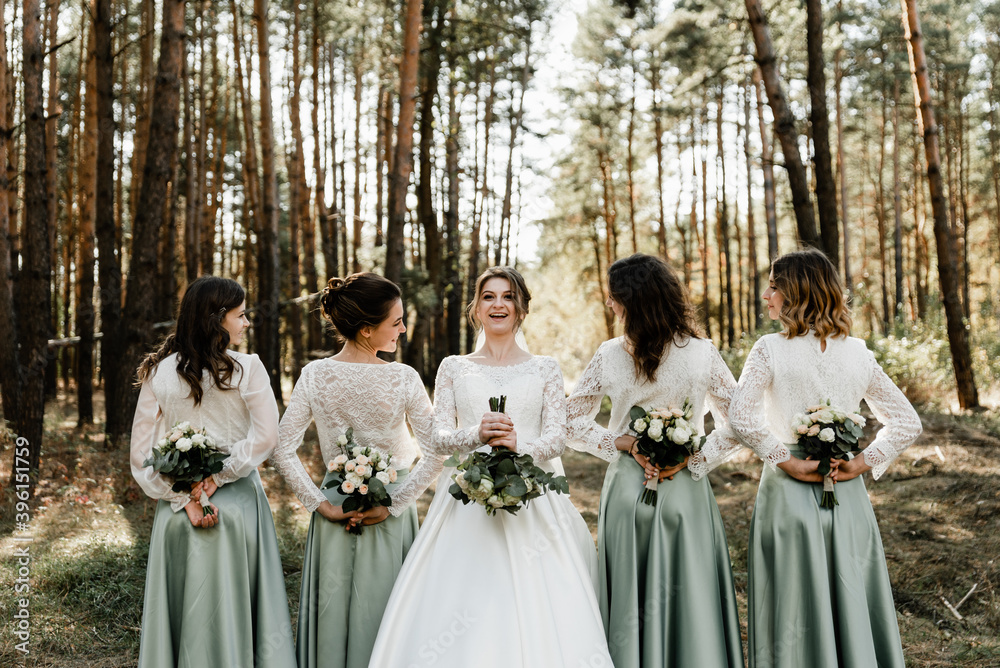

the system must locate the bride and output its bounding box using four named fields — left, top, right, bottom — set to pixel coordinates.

left=368, top=266, right=613, bottom=668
